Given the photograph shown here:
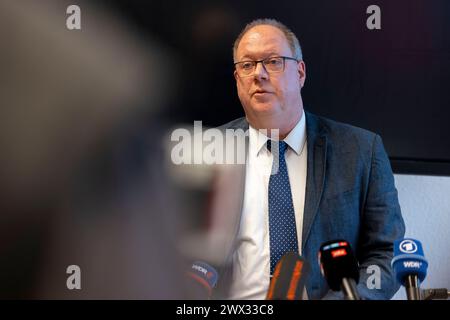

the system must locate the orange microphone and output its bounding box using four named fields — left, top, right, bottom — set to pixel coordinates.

left=266, top=252, right=310, bottom=300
